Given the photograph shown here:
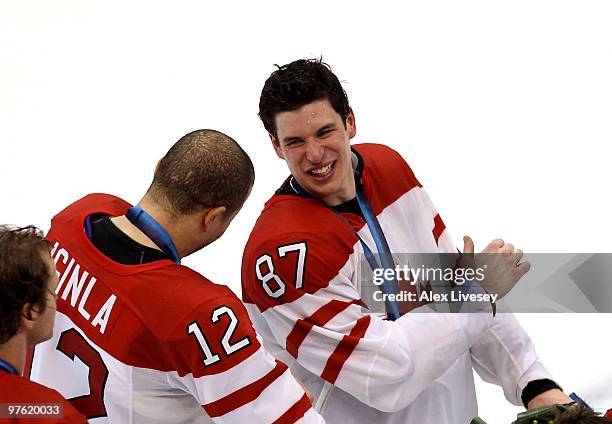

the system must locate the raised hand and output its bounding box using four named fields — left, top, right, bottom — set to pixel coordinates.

left=462, top=236, right=530, bottom=299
